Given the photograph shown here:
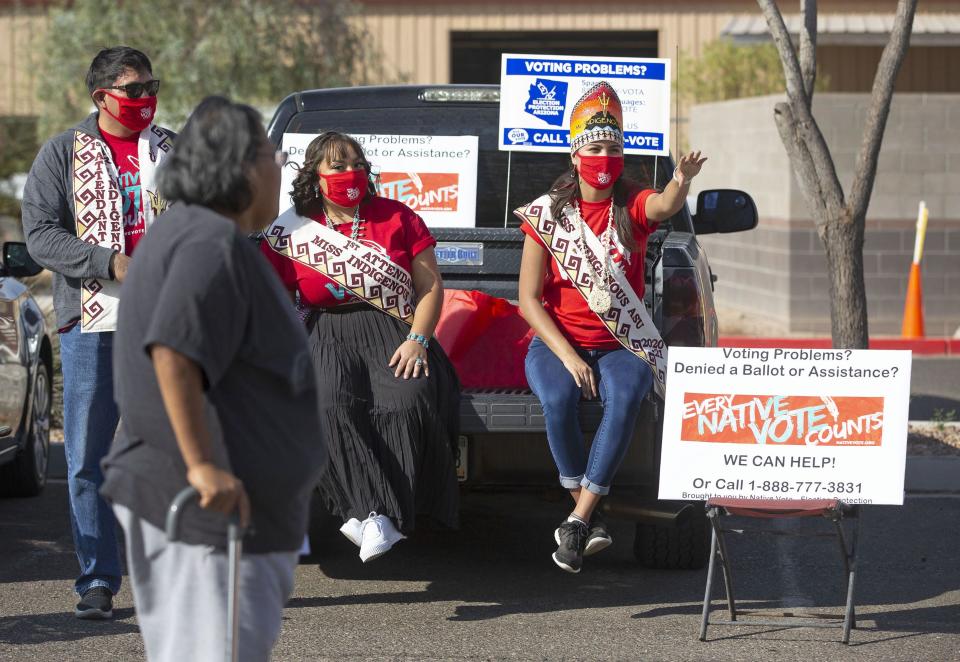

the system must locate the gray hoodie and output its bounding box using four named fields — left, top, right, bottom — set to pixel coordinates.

left=20, top=113, right=175, bottom=329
